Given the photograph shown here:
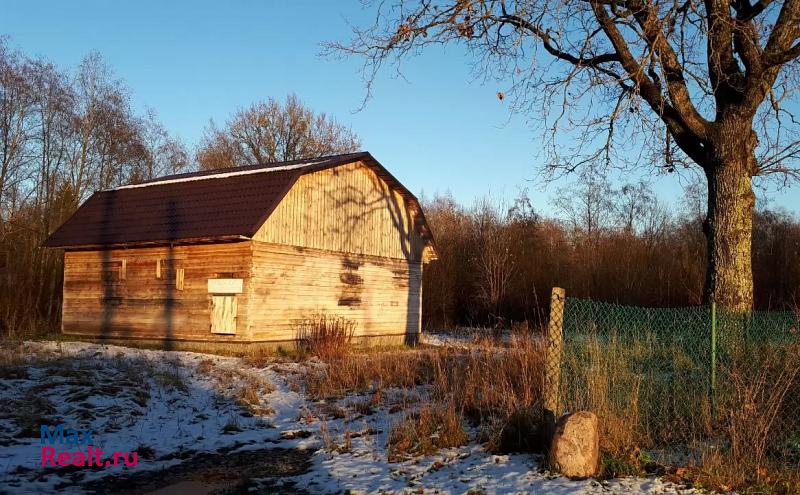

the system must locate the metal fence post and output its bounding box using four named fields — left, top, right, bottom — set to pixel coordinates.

left=545, top=287, right=566, bottom=419
left=710, top=301, right=717, bottom=418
